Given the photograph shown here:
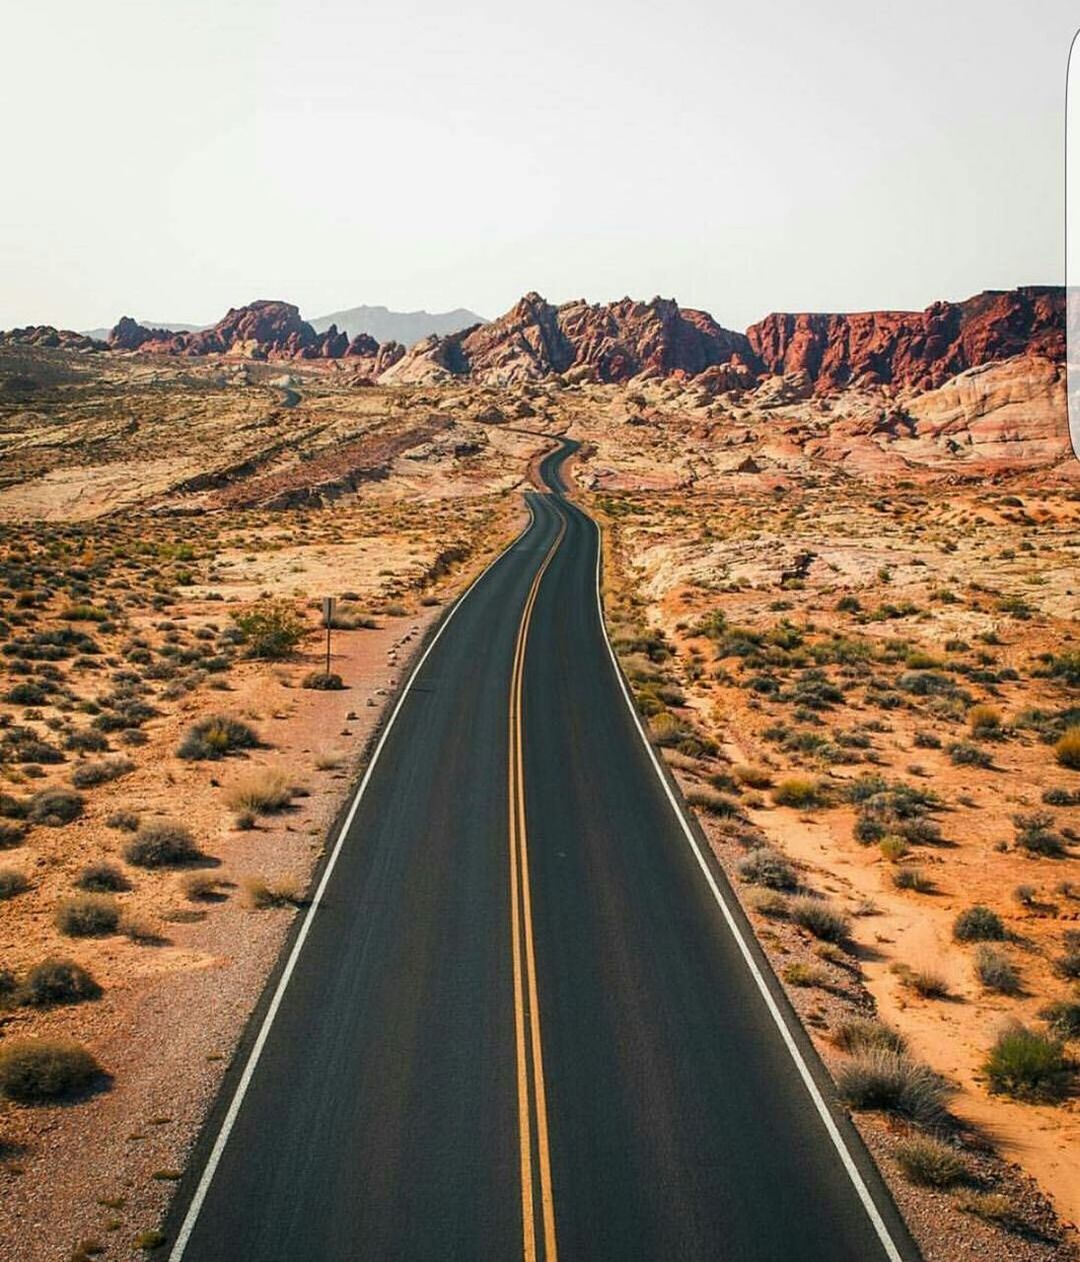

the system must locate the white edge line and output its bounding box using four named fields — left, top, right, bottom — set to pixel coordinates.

left=168, top=506, right=537, bottom=1261
left=588, top=511, right=907, bottom=1262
